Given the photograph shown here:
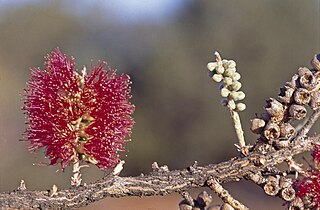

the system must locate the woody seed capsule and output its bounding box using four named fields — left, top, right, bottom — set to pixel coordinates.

left=279, top=177, right=293, bottom=189
left=264, top=180, right=280, bottom=196
left=281, top=187, right=296, bottom=201
left=285, top=74, right=299, bottom=89
left=297, top=67, right=312, bottom=76
left=250, top=118, right=266, bottom=134
left=311, top=54, right=320, bottom=71
left=263, top=122, right=280, bottom=141
left=294, top=88, right=311, bottom=105
left=289, top=104, right=307, bottom=120
left=278, top=86, right=294, bottom=104
left=279, top=123, right=295, bottom=139
left=298, top=70, right=317, bottom=90
left=270, top=112, right=285, bottom=124
left=197, top=191, right=213, bottom=208
left=179, top=203, right=193, bottom=210
left=265, top=98, right=284, bottom=117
